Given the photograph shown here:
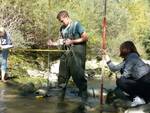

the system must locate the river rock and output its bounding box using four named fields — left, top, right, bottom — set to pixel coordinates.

left=50, top=60, right=59, bottom=74
left=19, top=82, right=35, bottom=96
left=48, top=73, right=58, bottom=87
left=27, top=69, right=43, bottom=77
left=86, top=59, right=100, bottom=69
left=35, top=89, right=48, bottom=96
